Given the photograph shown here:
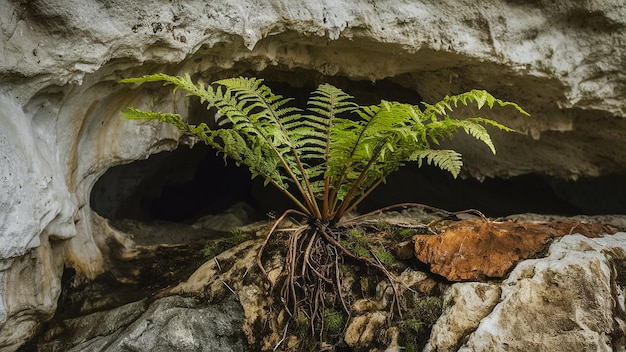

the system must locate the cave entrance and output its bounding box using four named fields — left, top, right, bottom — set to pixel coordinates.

left=89, top=142, right=297, bottom=223
left=91, top=76, right=626, bottom=226
left=90, top=140, right=626, bottom=225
